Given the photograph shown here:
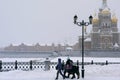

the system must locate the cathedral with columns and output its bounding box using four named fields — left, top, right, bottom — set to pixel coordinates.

left=79, top=0, right=120, bottom=50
